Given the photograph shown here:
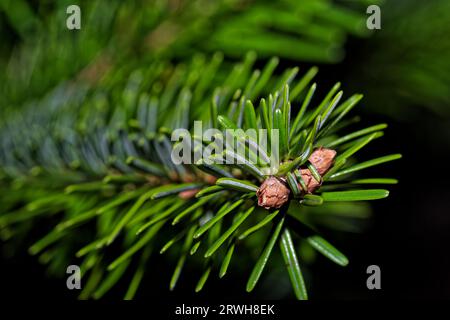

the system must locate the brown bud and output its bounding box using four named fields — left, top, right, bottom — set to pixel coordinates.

left=178, top=189, right=200, bottom=199
left=203, top=174, right=217, bottom=185
left=299, top=147, right=336, bottom=193
left=257, top=176, right=290, bottom=209
left=308, top=147, right=337, bottom=176
left=298, top=168, right=321, bottom=193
